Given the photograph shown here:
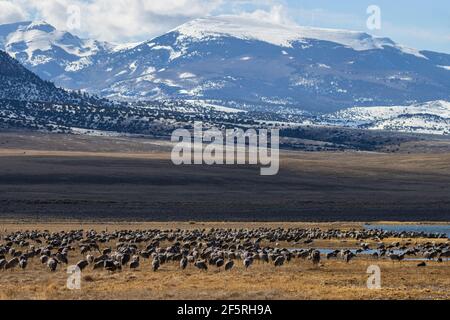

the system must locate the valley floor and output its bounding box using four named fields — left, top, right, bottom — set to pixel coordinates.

left=1, top=131, right=450, bottom=221
left=0, top=129, right=449, bottom=300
